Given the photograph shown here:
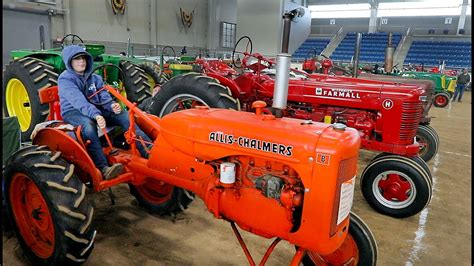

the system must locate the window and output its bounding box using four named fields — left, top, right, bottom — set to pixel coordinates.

left=220, top=22, right=236, bottom=49
left=378, top=1, right=470, bottom=17
left=309, top=4, right=371, bottom=18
